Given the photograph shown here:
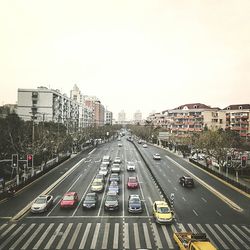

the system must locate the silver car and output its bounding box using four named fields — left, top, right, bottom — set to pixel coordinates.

left=31, top=195, right=54, bottom=213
